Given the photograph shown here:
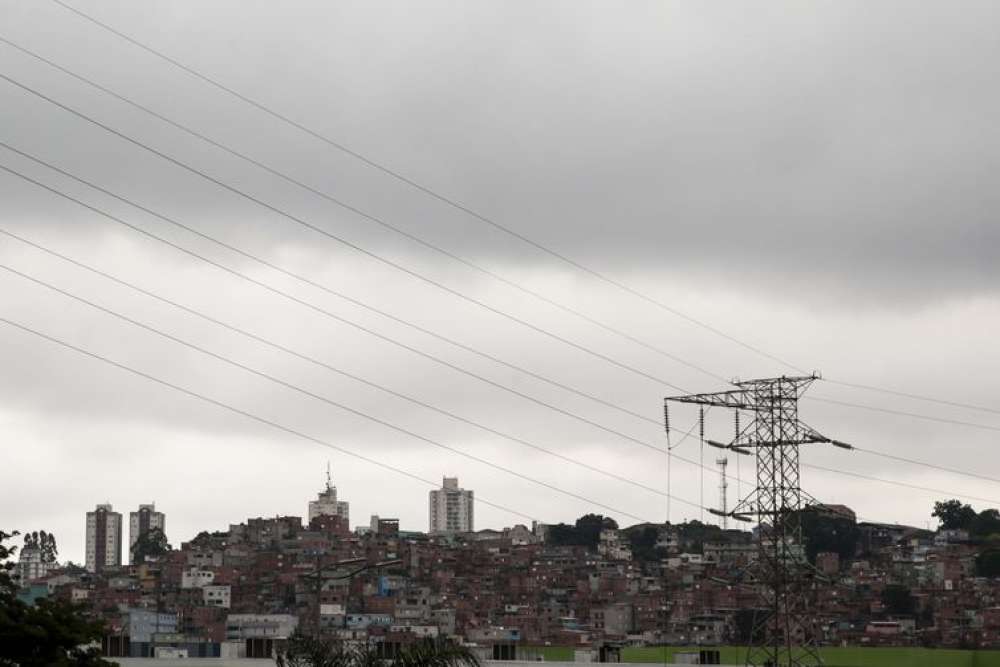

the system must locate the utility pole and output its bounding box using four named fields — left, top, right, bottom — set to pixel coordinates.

left=716, top=457, right=729, bottom=530
left=665, top=374, right=851, bottom=667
